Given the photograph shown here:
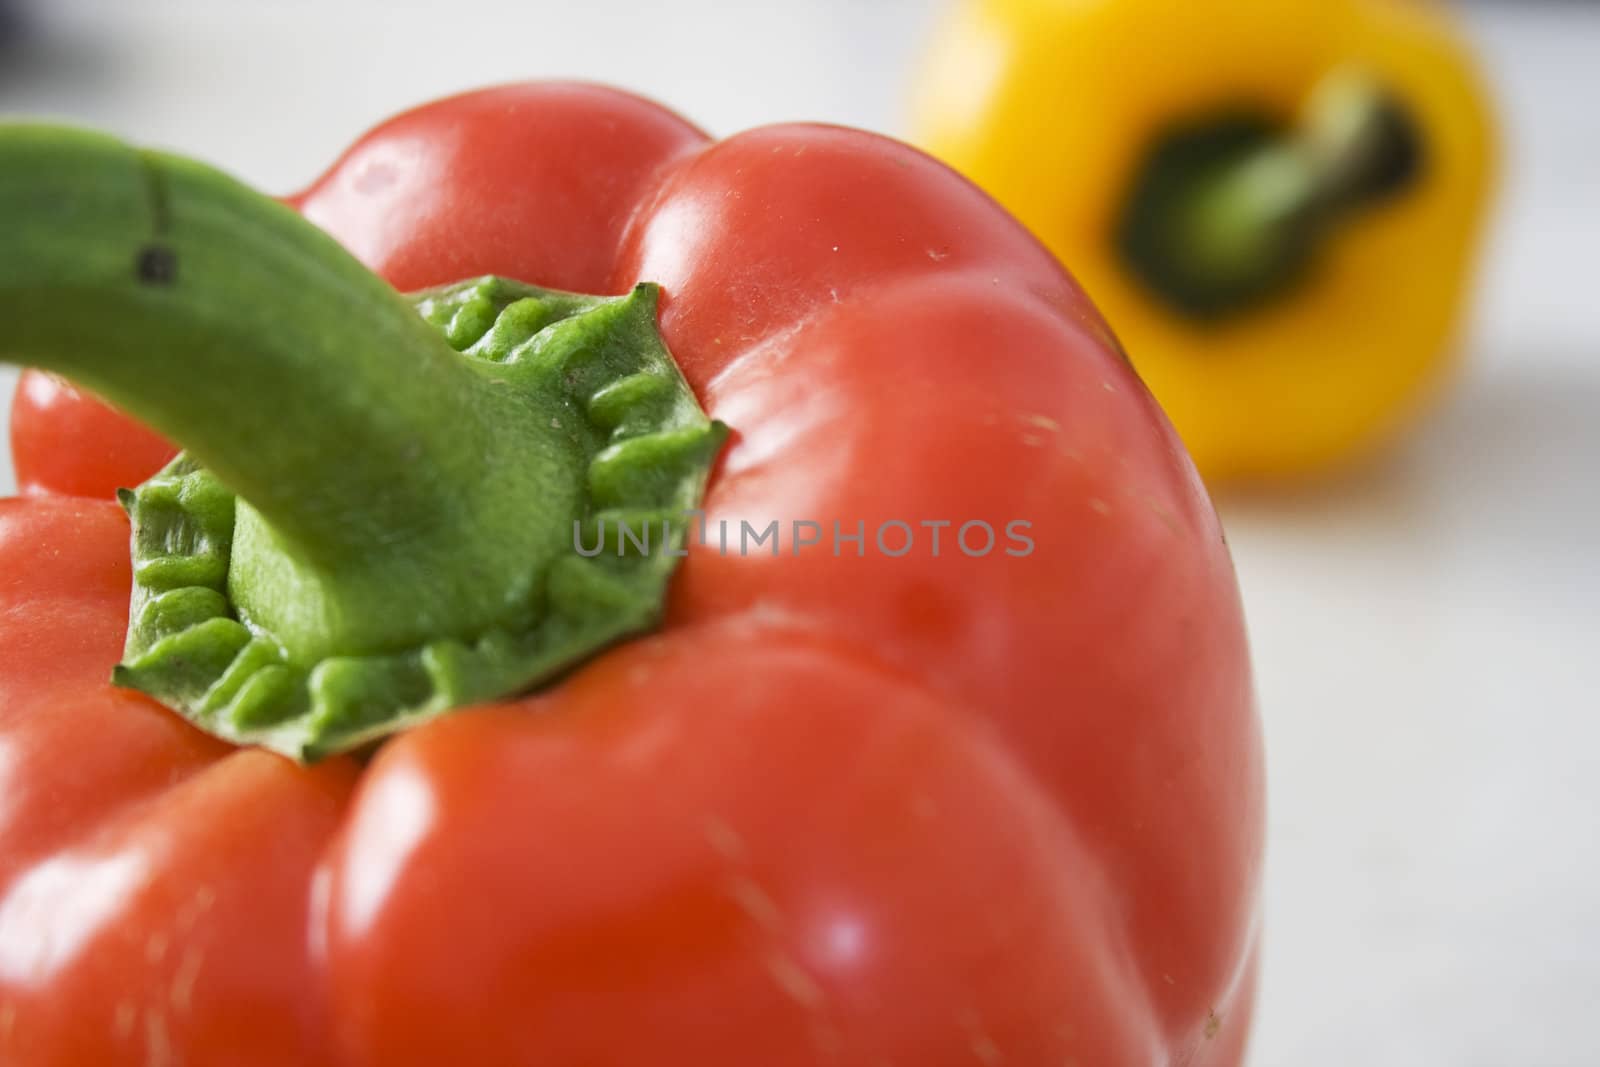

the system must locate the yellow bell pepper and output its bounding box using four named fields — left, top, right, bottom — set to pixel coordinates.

left=912, top=0, right=1496, bottom=482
